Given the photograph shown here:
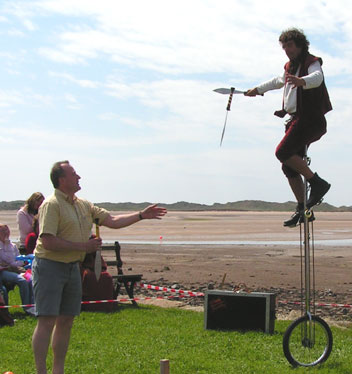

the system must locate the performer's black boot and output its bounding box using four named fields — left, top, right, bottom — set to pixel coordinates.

left=283, top=203, right=315, bottom=227
left=284, top=203, right=303, bottom=227
left=307, top=173, right=331, bottom=208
